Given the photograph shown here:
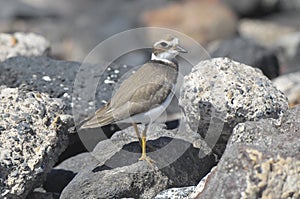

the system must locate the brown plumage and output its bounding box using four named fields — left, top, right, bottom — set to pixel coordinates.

left=80, top=61, right=178, bottom=129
